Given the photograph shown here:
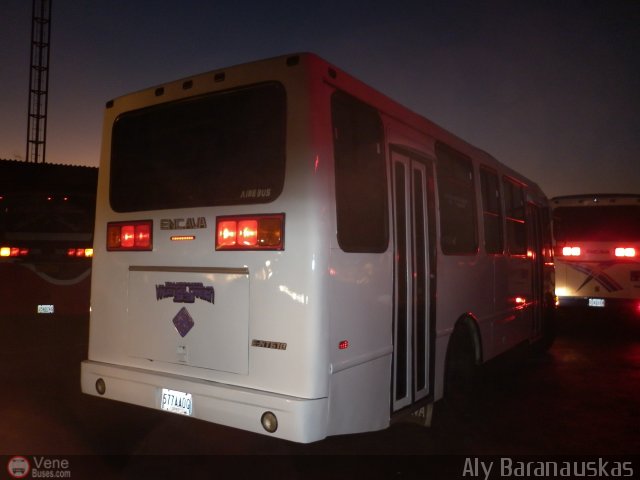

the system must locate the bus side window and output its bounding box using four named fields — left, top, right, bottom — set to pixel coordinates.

left=503, top=177, right=527, bottom=255
left=480, top=167, right=504, bottom=254
left=435, top=143, right=478, bottom=255
left=331, top=92, right=388, bottom=253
